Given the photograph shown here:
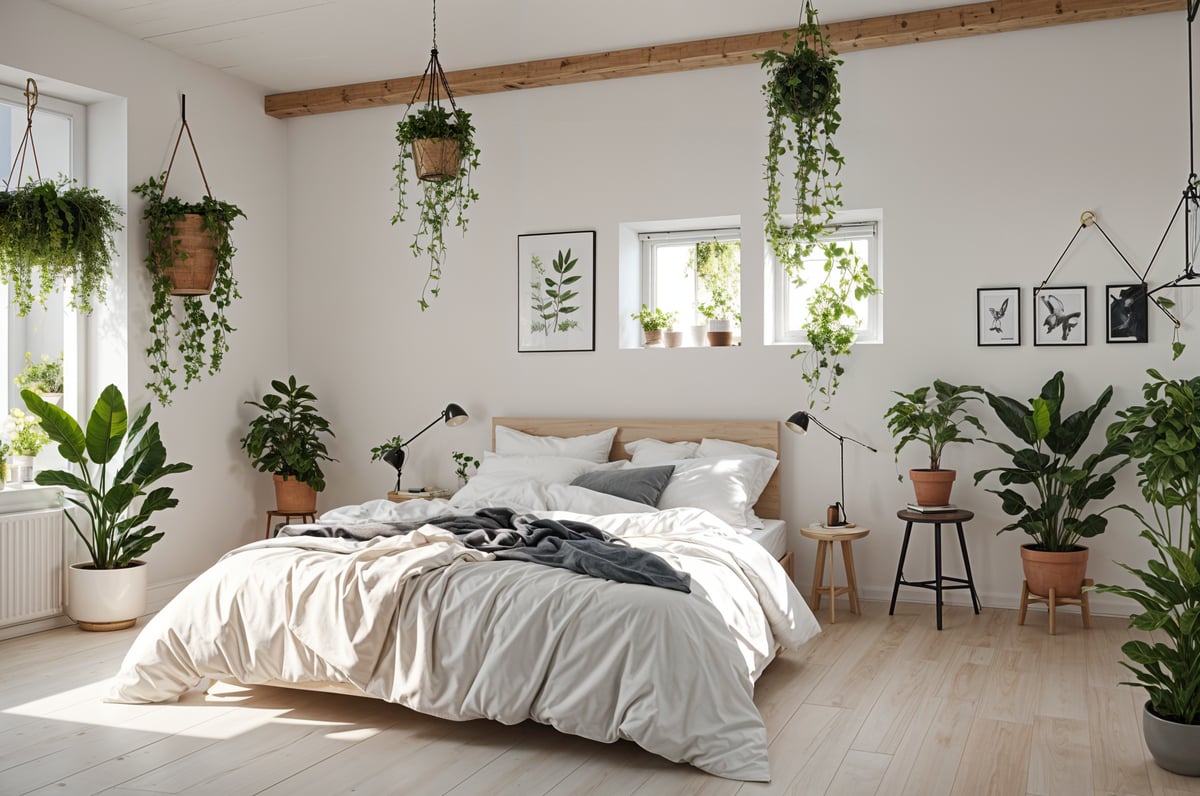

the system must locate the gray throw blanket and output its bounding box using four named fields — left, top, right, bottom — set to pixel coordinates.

left=279, top=507, right=691, bottom=593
